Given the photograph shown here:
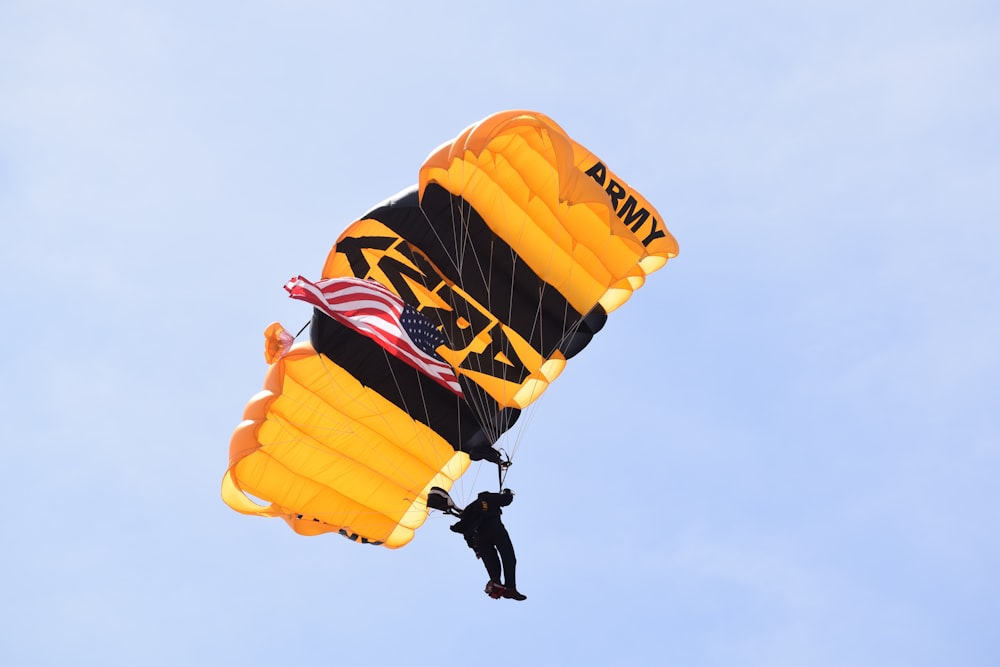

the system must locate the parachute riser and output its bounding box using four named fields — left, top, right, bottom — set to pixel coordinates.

left=496, top=449, right=512, bottom=491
